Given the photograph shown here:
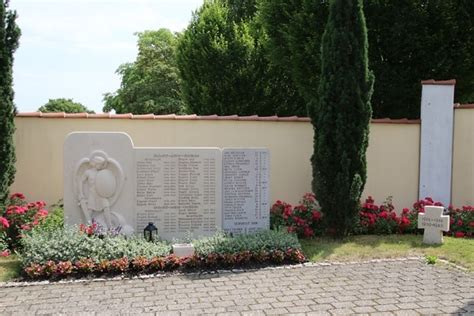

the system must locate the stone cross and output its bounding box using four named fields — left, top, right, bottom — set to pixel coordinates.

left=418, top=206, right=450, bottom=244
